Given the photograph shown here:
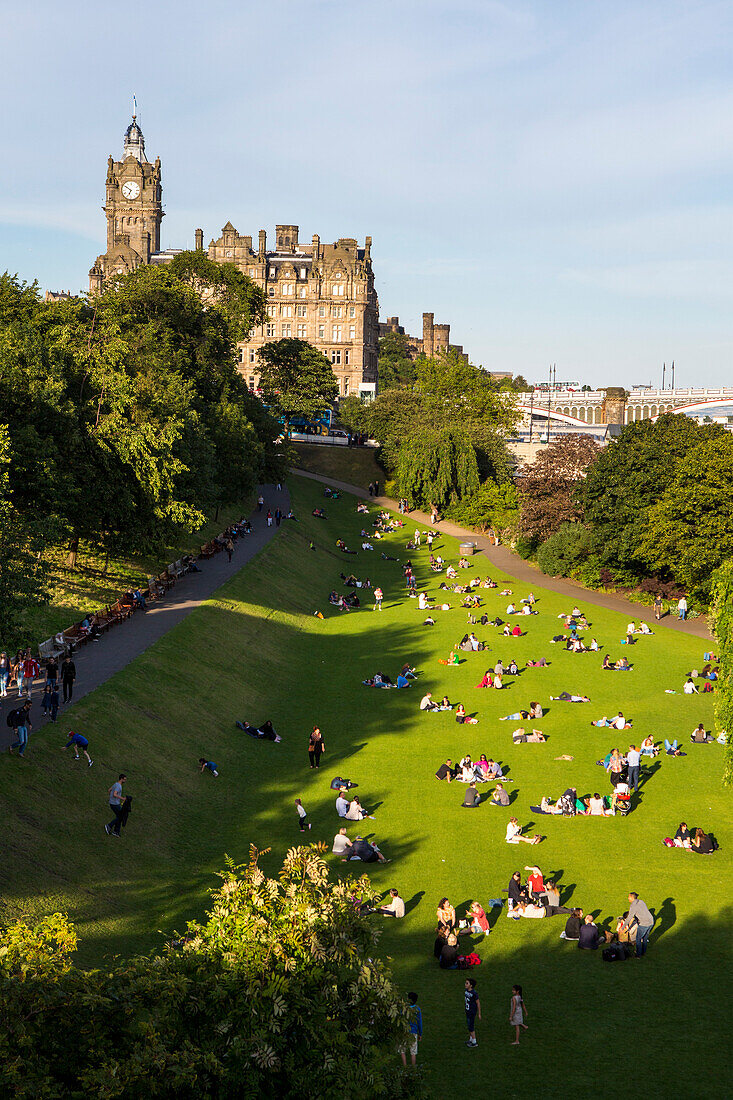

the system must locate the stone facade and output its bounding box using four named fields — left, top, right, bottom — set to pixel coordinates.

left=89, top=116, right=167, bottom=293
left=207, top=223, right=379, bottom=398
